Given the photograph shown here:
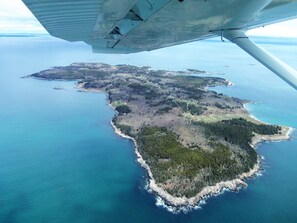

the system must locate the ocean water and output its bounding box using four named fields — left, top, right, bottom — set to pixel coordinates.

left=0, top=35, right=297, bottom=223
